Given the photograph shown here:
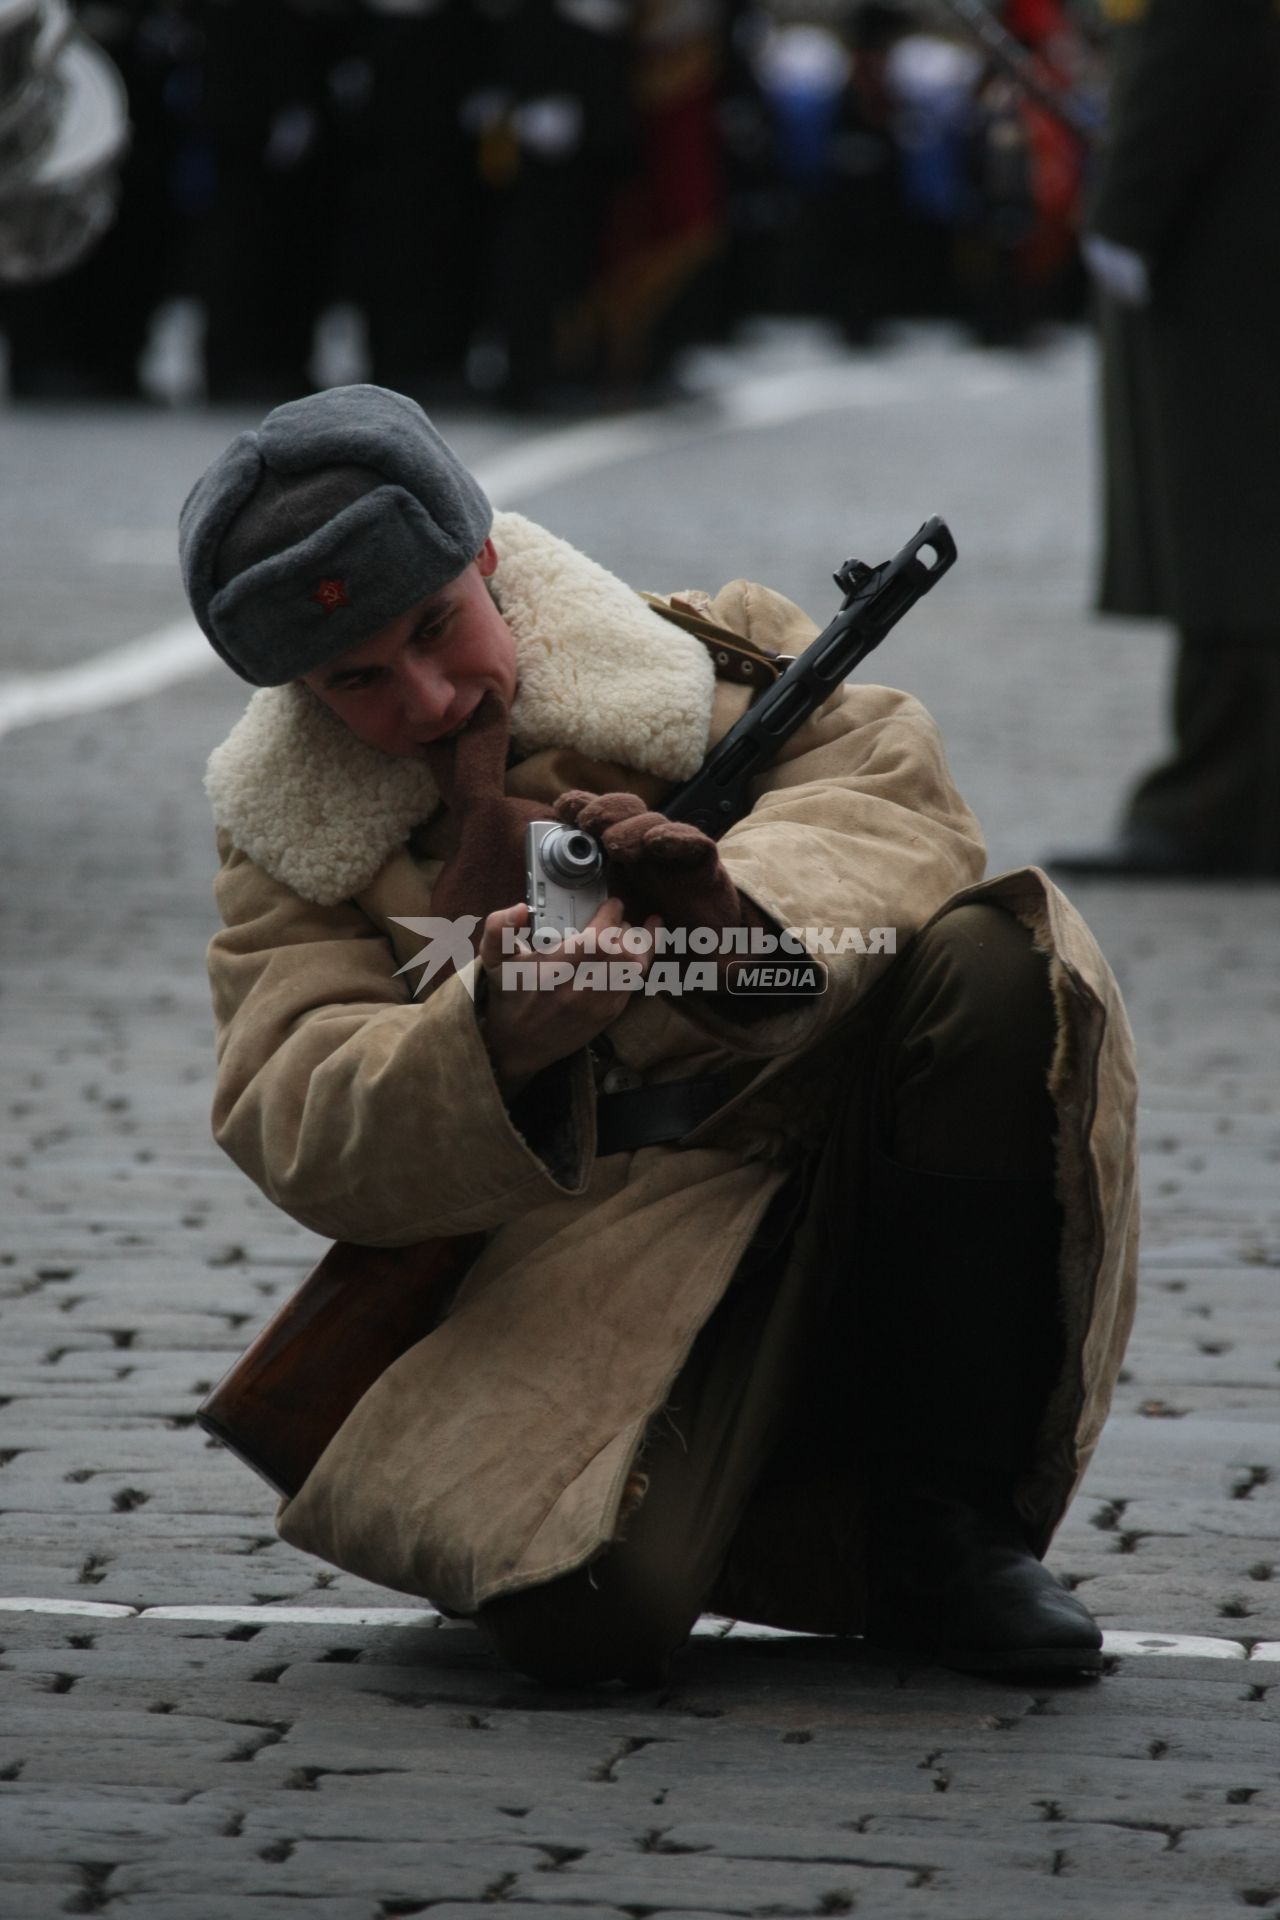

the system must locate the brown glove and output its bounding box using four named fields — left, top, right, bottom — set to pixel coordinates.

left=423, top=691, right=547, bottom=938
left=552, top=789, right=782, bottom=985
